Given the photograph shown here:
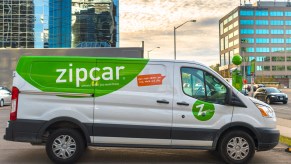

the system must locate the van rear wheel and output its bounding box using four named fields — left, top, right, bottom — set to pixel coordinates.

left=46, top=129, right=85, bottom=164
left=218, top=130, right=255, bottom=164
